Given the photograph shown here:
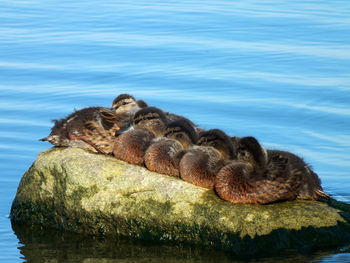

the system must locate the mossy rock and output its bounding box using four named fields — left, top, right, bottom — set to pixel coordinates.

left=10, top=147, right=350, bottom=256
